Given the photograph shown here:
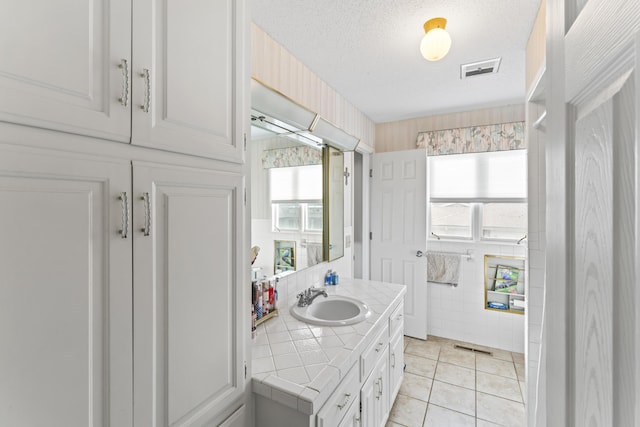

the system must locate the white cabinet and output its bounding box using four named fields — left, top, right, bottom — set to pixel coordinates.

left=0, top=0, right=246, bottom=162
left=360, top=346, right=389, bottom=427
left=132, top=0, right=245, bottom=161
left=0, top=145, right=246, bottom=427
left=133, top=161, right=245, bottom=426
left=0, top=147, right=133, bottom=427
left=389, top=332, right=404, bottom=406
